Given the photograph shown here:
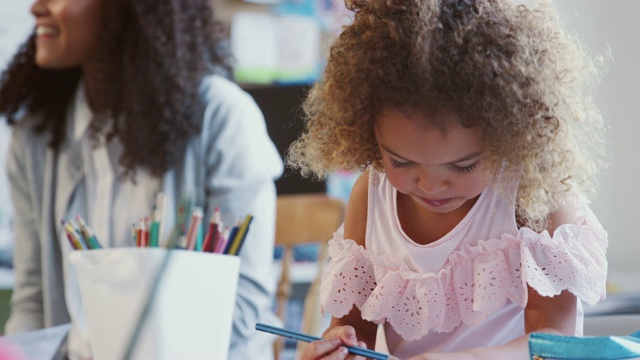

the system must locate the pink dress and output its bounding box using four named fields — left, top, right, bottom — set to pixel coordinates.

left=320, top=170, right=608, bottom=358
